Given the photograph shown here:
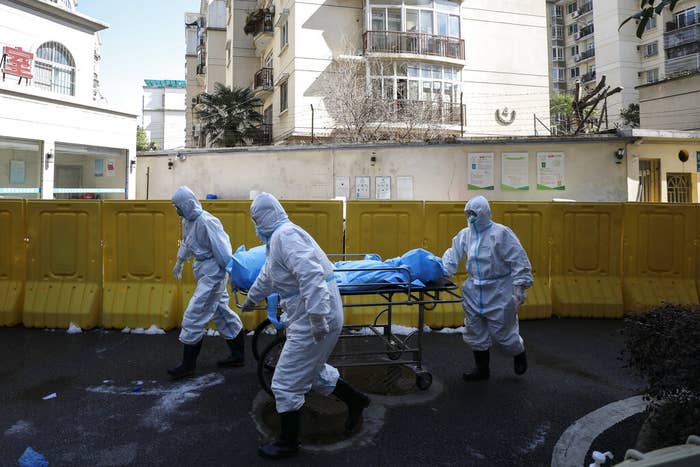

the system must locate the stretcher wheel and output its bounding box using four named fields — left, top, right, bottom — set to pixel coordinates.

left=386, top=338, right=402, bottom=360
left=415, top=371, right=432, bottom=390
left=257, top=337, right=285, bottom=396
left=252, top=319, right=284, bottom=361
